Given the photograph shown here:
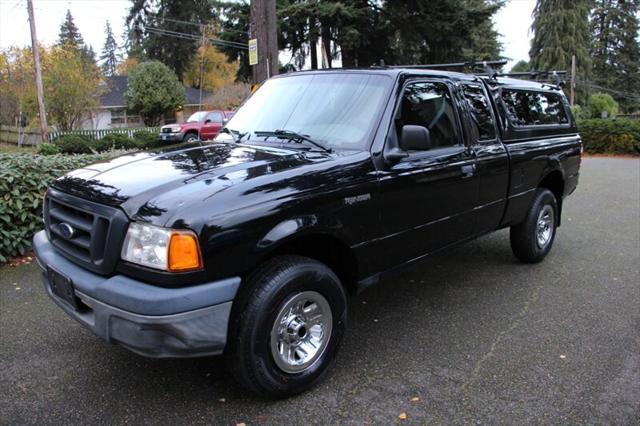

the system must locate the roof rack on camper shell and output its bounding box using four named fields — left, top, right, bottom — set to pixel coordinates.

left=377, top=59, right=567, bottom=88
